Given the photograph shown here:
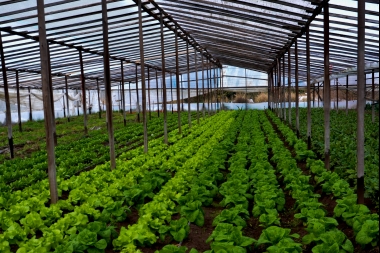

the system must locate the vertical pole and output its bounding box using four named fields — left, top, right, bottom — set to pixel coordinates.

left=28, top=87, right=32, bottom=121
left=288, top=50, right=292, bottom=125
left=356, top=0, right=365, bottom=204
left=36, top=0, right=58, bottom=203
left=121, top=61, right=127, bottom=126
left=186, top=40, right=192, bottom=127
left=15, top=71, right=22, bottom=132
left=283, top=56, right=286, bottom=120
left=147, top=67, right=152, bottom=120
left=336, top=78, right=339, bottom=112
left=0, top=31, right=14, bottom=158
left=221, top=67, right=225, bottom=110
left=206, top=59, right=211, bottom=115
left=175, top=24, right=182, bottom=134
left=138, top=0, right=148, bottom=152
left=201, top=52, right=205, bottom=117
left=88, top=89, right=91, bottom=115
left=128, top=81, right=132, bottom=114
left=170, top=72, right=174, bottom=114
left=306, top=26, right=312, bottom=150
left=313, top=84, right=315, bottom=108
left=181, top=75, right=184, bottom=112
left=135, top=64, right=141, bottom=122
left=160, top=12, right=168, bottom=144
left=194, top=49, right=200, bottom=124
left=318, top=82, right=320, bottom=108
left=278, top=58, right=282, bottom=118
left=63, top=89, right=66, bottom=118
left=101, top=0, right=116, bottom=169
left=295, top=39, right=300, bottom=138
left=372, top=70, right=375, bottom=123
left=47, top=45, right=57, bottom=146
left=324, top=2, right=331, bottom=170
left=156, top=69, right=160, bottom=117
left=96, top=79, right=101, bottom=119
left=346, top=76, right=349, bottom=115
left=76, top=88, right=79, bottom=116
left=78, top=50, right=88, bottom=135
left=245, top=68, right=248, bottom=111
left=65, top=76, right=70, bottom=122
